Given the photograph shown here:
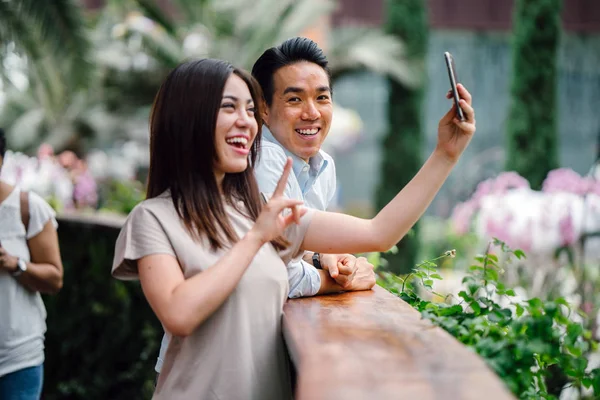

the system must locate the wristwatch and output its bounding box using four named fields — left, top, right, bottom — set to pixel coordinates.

left=312, top=252, right=322, bottom=269
left=11, top=258, right=27, bottom=277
